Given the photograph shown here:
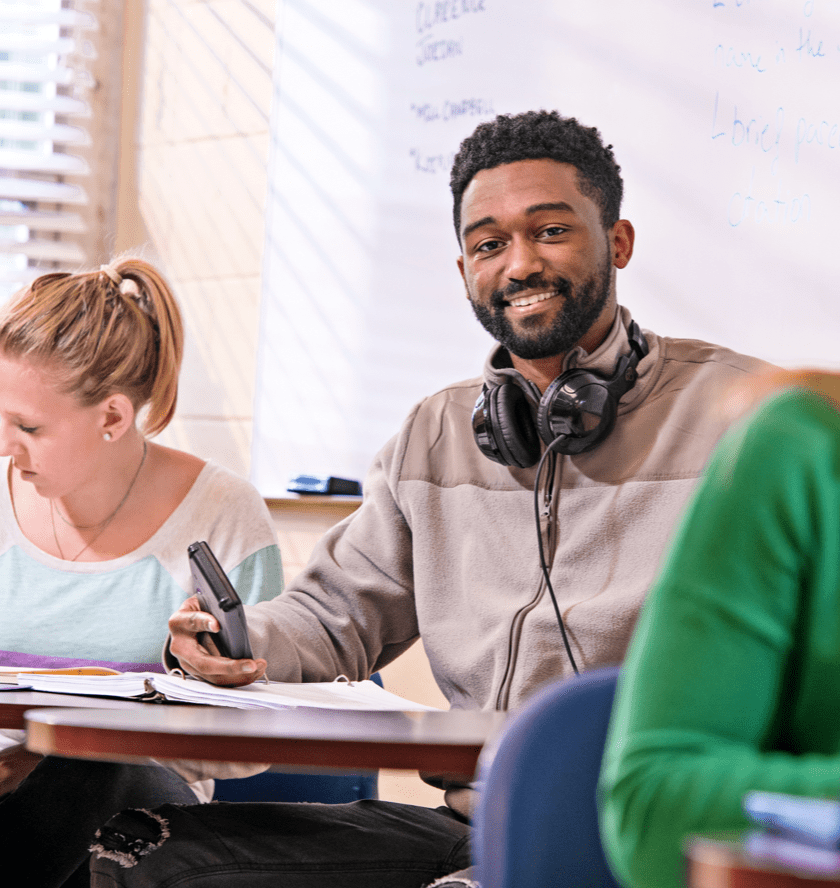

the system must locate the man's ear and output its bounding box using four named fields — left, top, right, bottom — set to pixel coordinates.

left=457, top=255, right=469, bottom=298
left=99, top=393, right=136, bottom=442
left=612, top=220, right=635, bottom=269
